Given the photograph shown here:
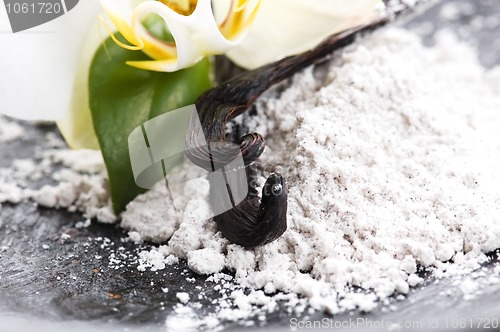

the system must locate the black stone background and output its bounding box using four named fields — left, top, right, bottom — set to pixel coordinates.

left=1, top=0, right=500, bottom=331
